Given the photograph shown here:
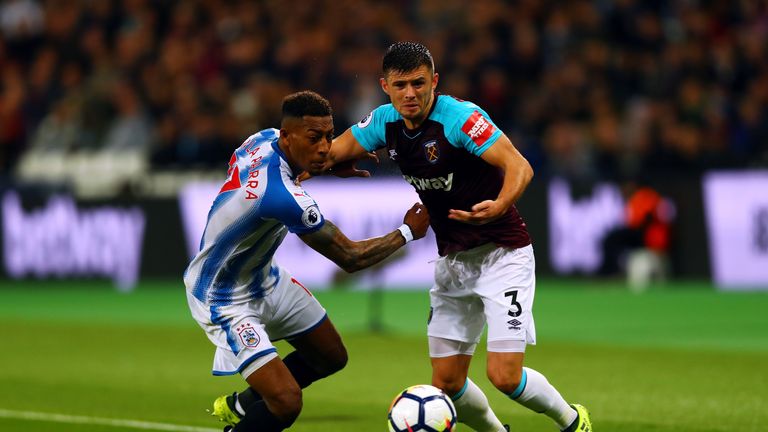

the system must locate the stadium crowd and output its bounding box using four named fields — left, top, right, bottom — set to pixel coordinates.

left=1, top=0, right=767, bottom=182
